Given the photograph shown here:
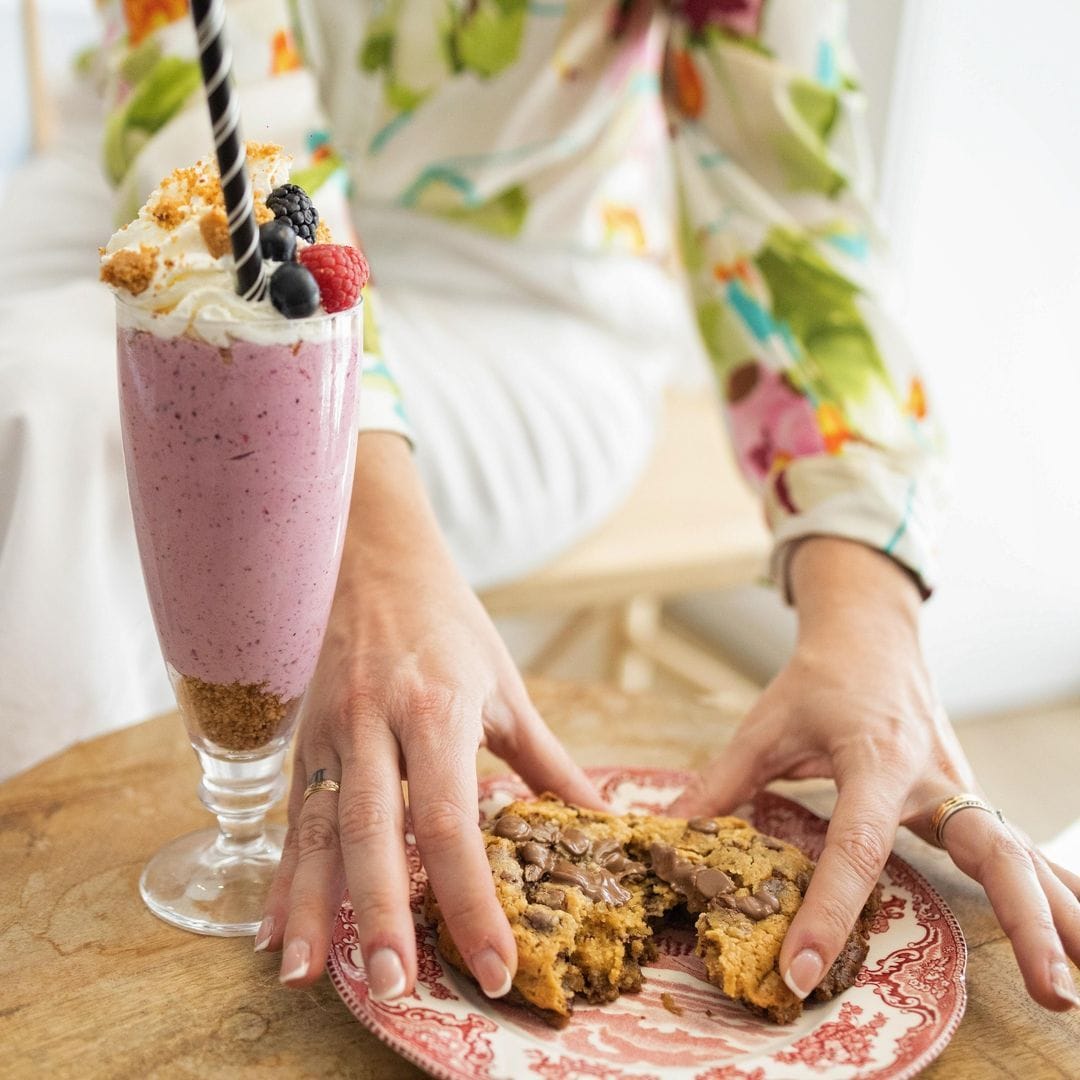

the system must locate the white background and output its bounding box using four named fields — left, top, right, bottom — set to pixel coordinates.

left=3, top=0, right=1078, bottom=720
